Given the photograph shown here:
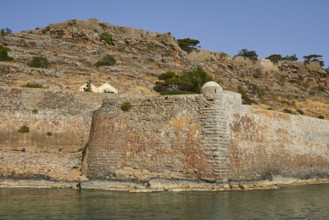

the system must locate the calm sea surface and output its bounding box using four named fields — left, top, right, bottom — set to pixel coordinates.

left=0, top=184, right=329, bottom=220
